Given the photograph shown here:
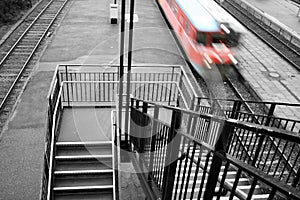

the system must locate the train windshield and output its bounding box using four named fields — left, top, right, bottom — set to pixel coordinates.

left=196, top=32, right=206, bottom=45
left=196, top=32, right=226, bottom=45
left=212, top=33, right=226, bottom=43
